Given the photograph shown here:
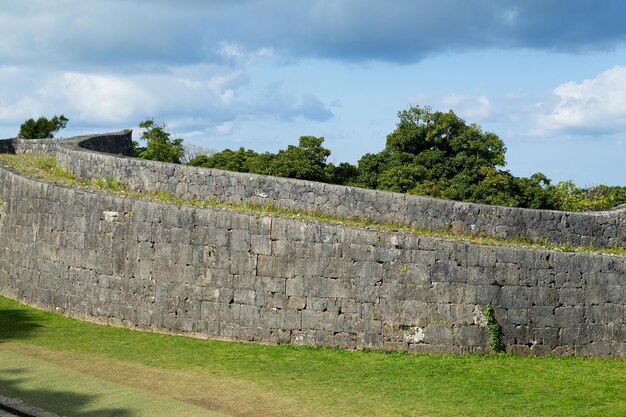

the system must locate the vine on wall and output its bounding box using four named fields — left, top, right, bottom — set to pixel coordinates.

left=484, top=304, right=506, bottom=352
